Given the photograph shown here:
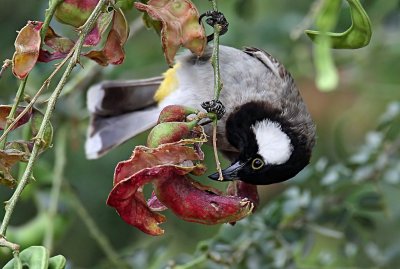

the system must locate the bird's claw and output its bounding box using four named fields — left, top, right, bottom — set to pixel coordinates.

left=201, top=100, right=225, bottom=120
left=199, top=10, right=229, bottom=42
